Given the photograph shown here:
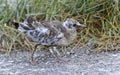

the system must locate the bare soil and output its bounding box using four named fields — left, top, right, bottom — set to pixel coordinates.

left=0, top=46, right=120, bottom=75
